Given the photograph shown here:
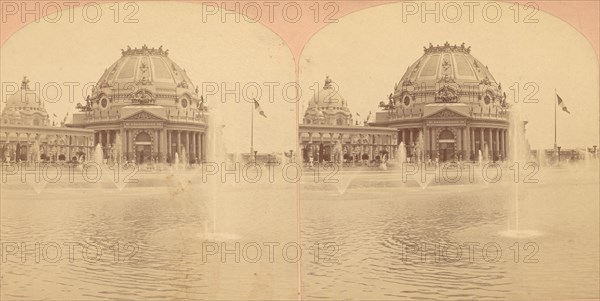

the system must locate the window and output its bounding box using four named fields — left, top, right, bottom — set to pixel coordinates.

left=403, top=96, right=411, bottom=106
left=484, top=95, right=491, bottom=105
